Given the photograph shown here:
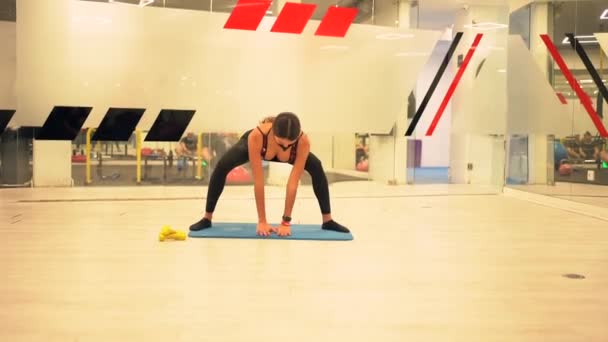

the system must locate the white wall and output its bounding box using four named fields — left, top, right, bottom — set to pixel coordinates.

left=332, top=133, right=357, bottom=170
left=510, top=0, right=533, bottom=13
left=0, top=21, right=16, bottom=110
left=15, top=0, right=442, bottom=136
left=369, top=134, right=396, bottom=182
left=526, top=134, right=551, bottom=185
left=599, top=33, right=608, bottom=56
